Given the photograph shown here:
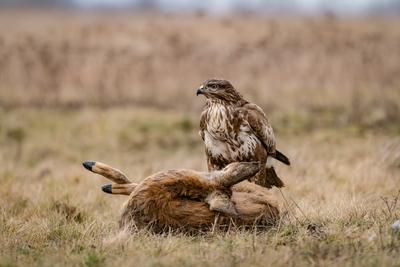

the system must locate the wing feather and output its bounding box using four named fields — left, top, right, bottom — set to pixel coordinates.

left=241, top=103, right=276, bottom=154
